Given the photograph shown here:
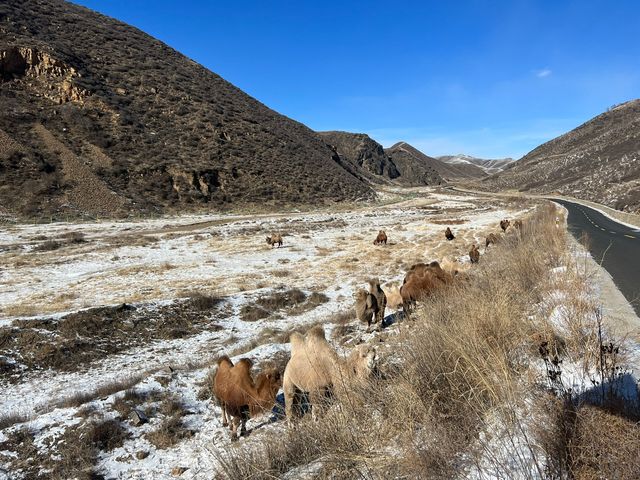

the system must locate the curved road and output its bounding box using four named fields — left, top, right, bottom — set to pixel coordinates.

left=552, top=199, right=640, bottom=315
